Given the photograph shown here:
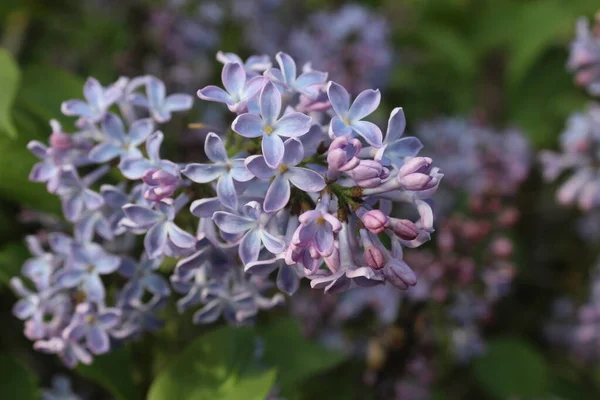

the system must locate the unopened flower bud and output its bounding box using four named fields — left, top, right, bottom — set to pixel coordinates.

left=361, top=210, right=389, bottom=234
left=383, top=259, right=417, bottom=289
left=391, top=218, right=419, bottom=240
left=49, top=131, right=73, bottom=150
left=491, top=237, right=513, bottom=258
left=347, top=160, right=388, bottom=188
left=364, top=246, right=385, bottom=270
